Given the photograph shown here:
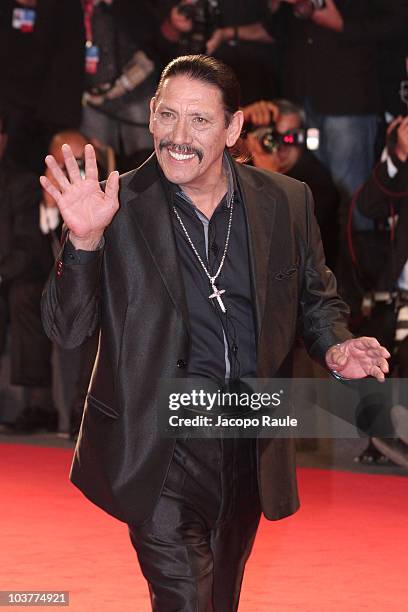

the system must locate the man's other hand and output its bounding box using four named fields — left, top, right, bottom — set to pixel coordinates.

left=389, top=115, right=408, bottom=163
left=244, top=133, right=281, bottom=172
left=242, top=100, right=279, bottom=127
left=325, top=337, right=390, bottom=382
left=311, top=0, right=344, bottom=32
